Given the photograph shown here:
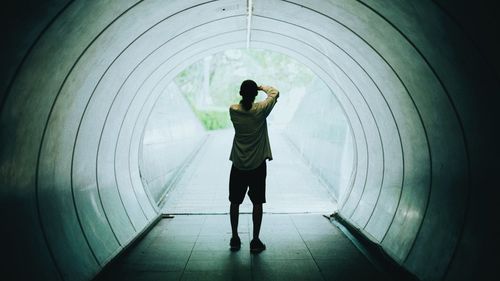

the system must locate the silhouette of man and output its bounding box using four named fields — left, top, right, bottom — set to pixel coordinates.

left=228, top=80, right=279, bottom=253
